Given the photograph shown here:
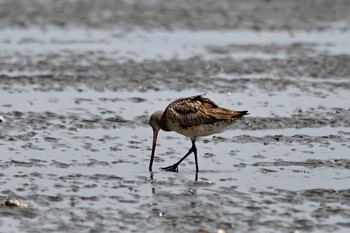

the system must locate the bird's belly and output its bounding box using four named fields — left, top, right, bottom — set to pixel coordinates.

left=195, top=123, right=228, bottom=136
left=175, top=122, right=230, bottom=139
